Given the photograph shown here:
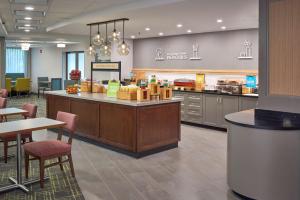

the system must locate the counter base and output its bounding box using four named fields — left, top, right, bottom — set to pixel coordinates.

left=50, top=128, right=178, bottom=158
